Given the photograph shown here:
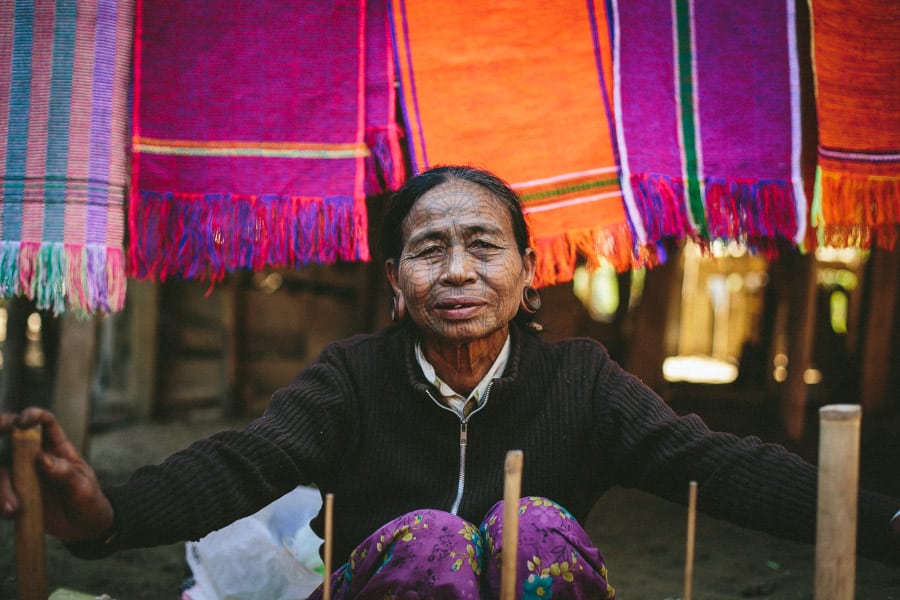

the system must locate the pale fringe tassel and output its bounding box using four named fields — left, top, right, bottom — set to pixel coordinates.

left=0, top=242, right=126, bottom=316
left=0, top=241, right=20, bottom=297
left=815, top=168, right=899, bottom=249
